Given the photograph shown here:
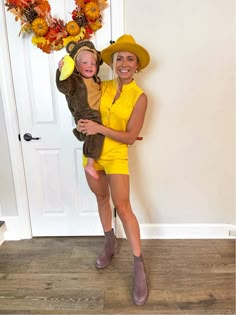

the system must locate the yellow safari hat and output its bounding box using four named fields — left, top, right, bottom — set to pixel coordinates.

left=101, top=34, right=150, bottom=70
